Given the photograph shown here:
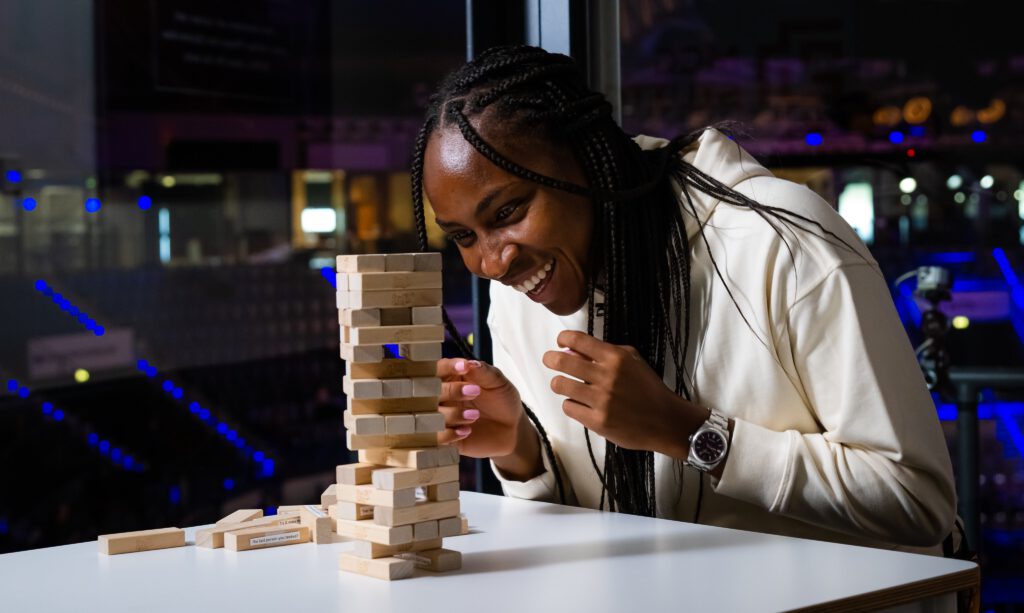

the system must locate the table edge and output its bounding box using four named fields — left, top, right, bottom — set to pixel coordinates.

left=785, top=564, right=979, bottom=613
